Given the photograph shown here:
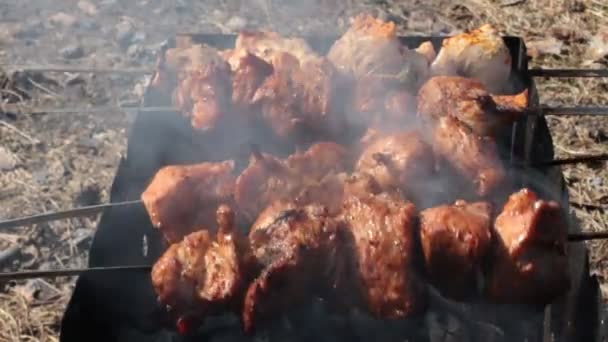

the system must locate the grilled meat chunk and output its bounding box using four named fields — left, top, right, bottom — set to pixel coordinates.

left=417, top=75, right=528, bottom=136
left=243, top=201, right=346, bottom=333
left=252, top=53, right=348, bottom=143
left=235, top=30, right=319, bottom=65
left=141, top=161, right=236, bottom=243
left=430, top=24, right=512, bottom=93
left=285, top=142, right=351, bottom=180
left=340, top=192, right=428, bottom=319
left=432, top=116, right=505, bottom=197
left=235, top=142, right=350, bottom=219
left=486, top=189, right=570, bottom=306
left=420, top=200, right=493, bottom=300
left=151, top=206, right=246, bottom=320
left=165, top=44, right=233, bottom=131
left=327, top=14, right=429, bottom=90
left=356, top=131, right=435, bottom=206
left=222, top=48, right=274, bottom=115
